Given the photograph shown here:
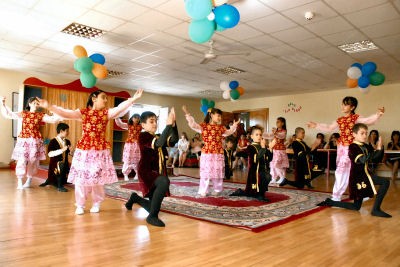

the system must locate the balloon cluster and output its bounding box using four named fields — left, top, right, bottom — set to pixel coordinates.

left=73, top=45, right=107, bottom=88
left=185, top=0, right=240, bottom=44
left=220, top=80, right=244, bottom=100
left=200, top=98, right=216, bottom=115
left=346, top=62, right=385, bottom=93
